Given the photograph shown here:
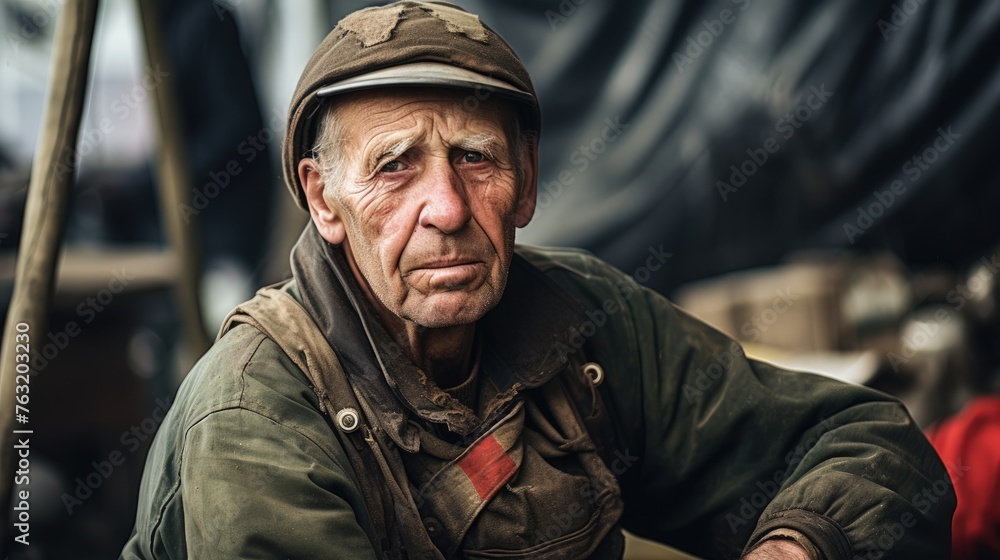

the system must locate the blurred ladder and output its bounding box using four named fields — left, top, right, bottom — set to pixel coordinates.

left=0, top=0, right=210, bottom=548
